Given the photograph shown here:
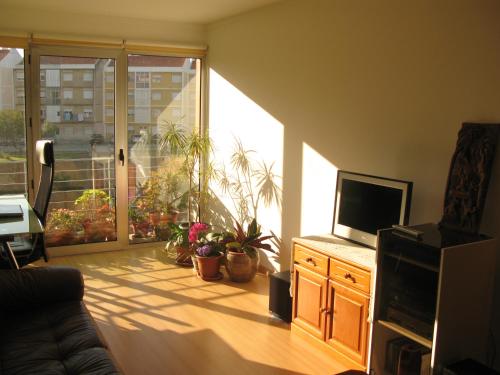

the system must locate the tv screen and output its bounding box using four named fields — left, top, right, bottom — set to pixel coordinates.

left=333, top=171, right=412, bottom=248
